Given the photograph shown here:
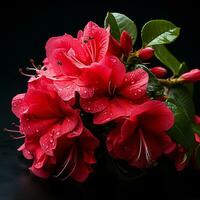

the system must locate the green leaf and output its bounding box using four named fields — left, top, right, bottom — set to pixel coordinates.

left=154, top=45, right=181, bottom=75
left=168, top=86, right=195, bottom=119
left=193, top=123, right=200, bottom=136
left=141, top=19, right=180, bottom=47
left=166, top=100, right=195, bottom=148
left=104, top=12, right=137, bottom=44
left=104, top=12, right=121, bottom=41
left=135, top=64, right=164, bottom=98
